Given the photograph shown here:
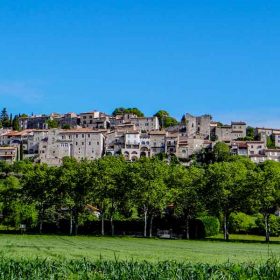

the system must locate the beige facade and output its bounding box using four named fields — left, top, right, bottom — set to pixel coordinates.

left=0, top=147, right=17, bottom=163
left=275, top=133, right=280, bottom=148
left=182, top=113, right=212, bottom=139
left=265, top=149, right=280, bottom=161
left=80, top=111, right=109, bottom=129
left=215, top=122, right=247, bottom=142
left=39, top=129, right=105, bottom=166
left=247, top=141, right=265, bottom=156
left=149, top=131, right=166, bottom=156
